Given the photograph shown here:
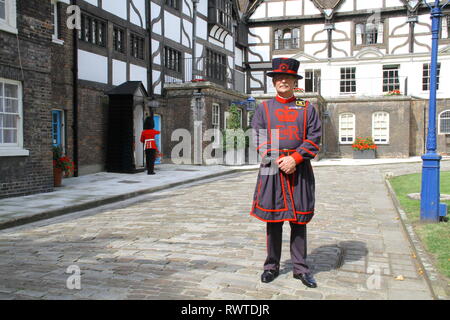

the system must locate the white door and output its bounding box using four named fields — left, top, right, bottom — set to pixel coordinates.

left=134, top=104, right=144, bottom=168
